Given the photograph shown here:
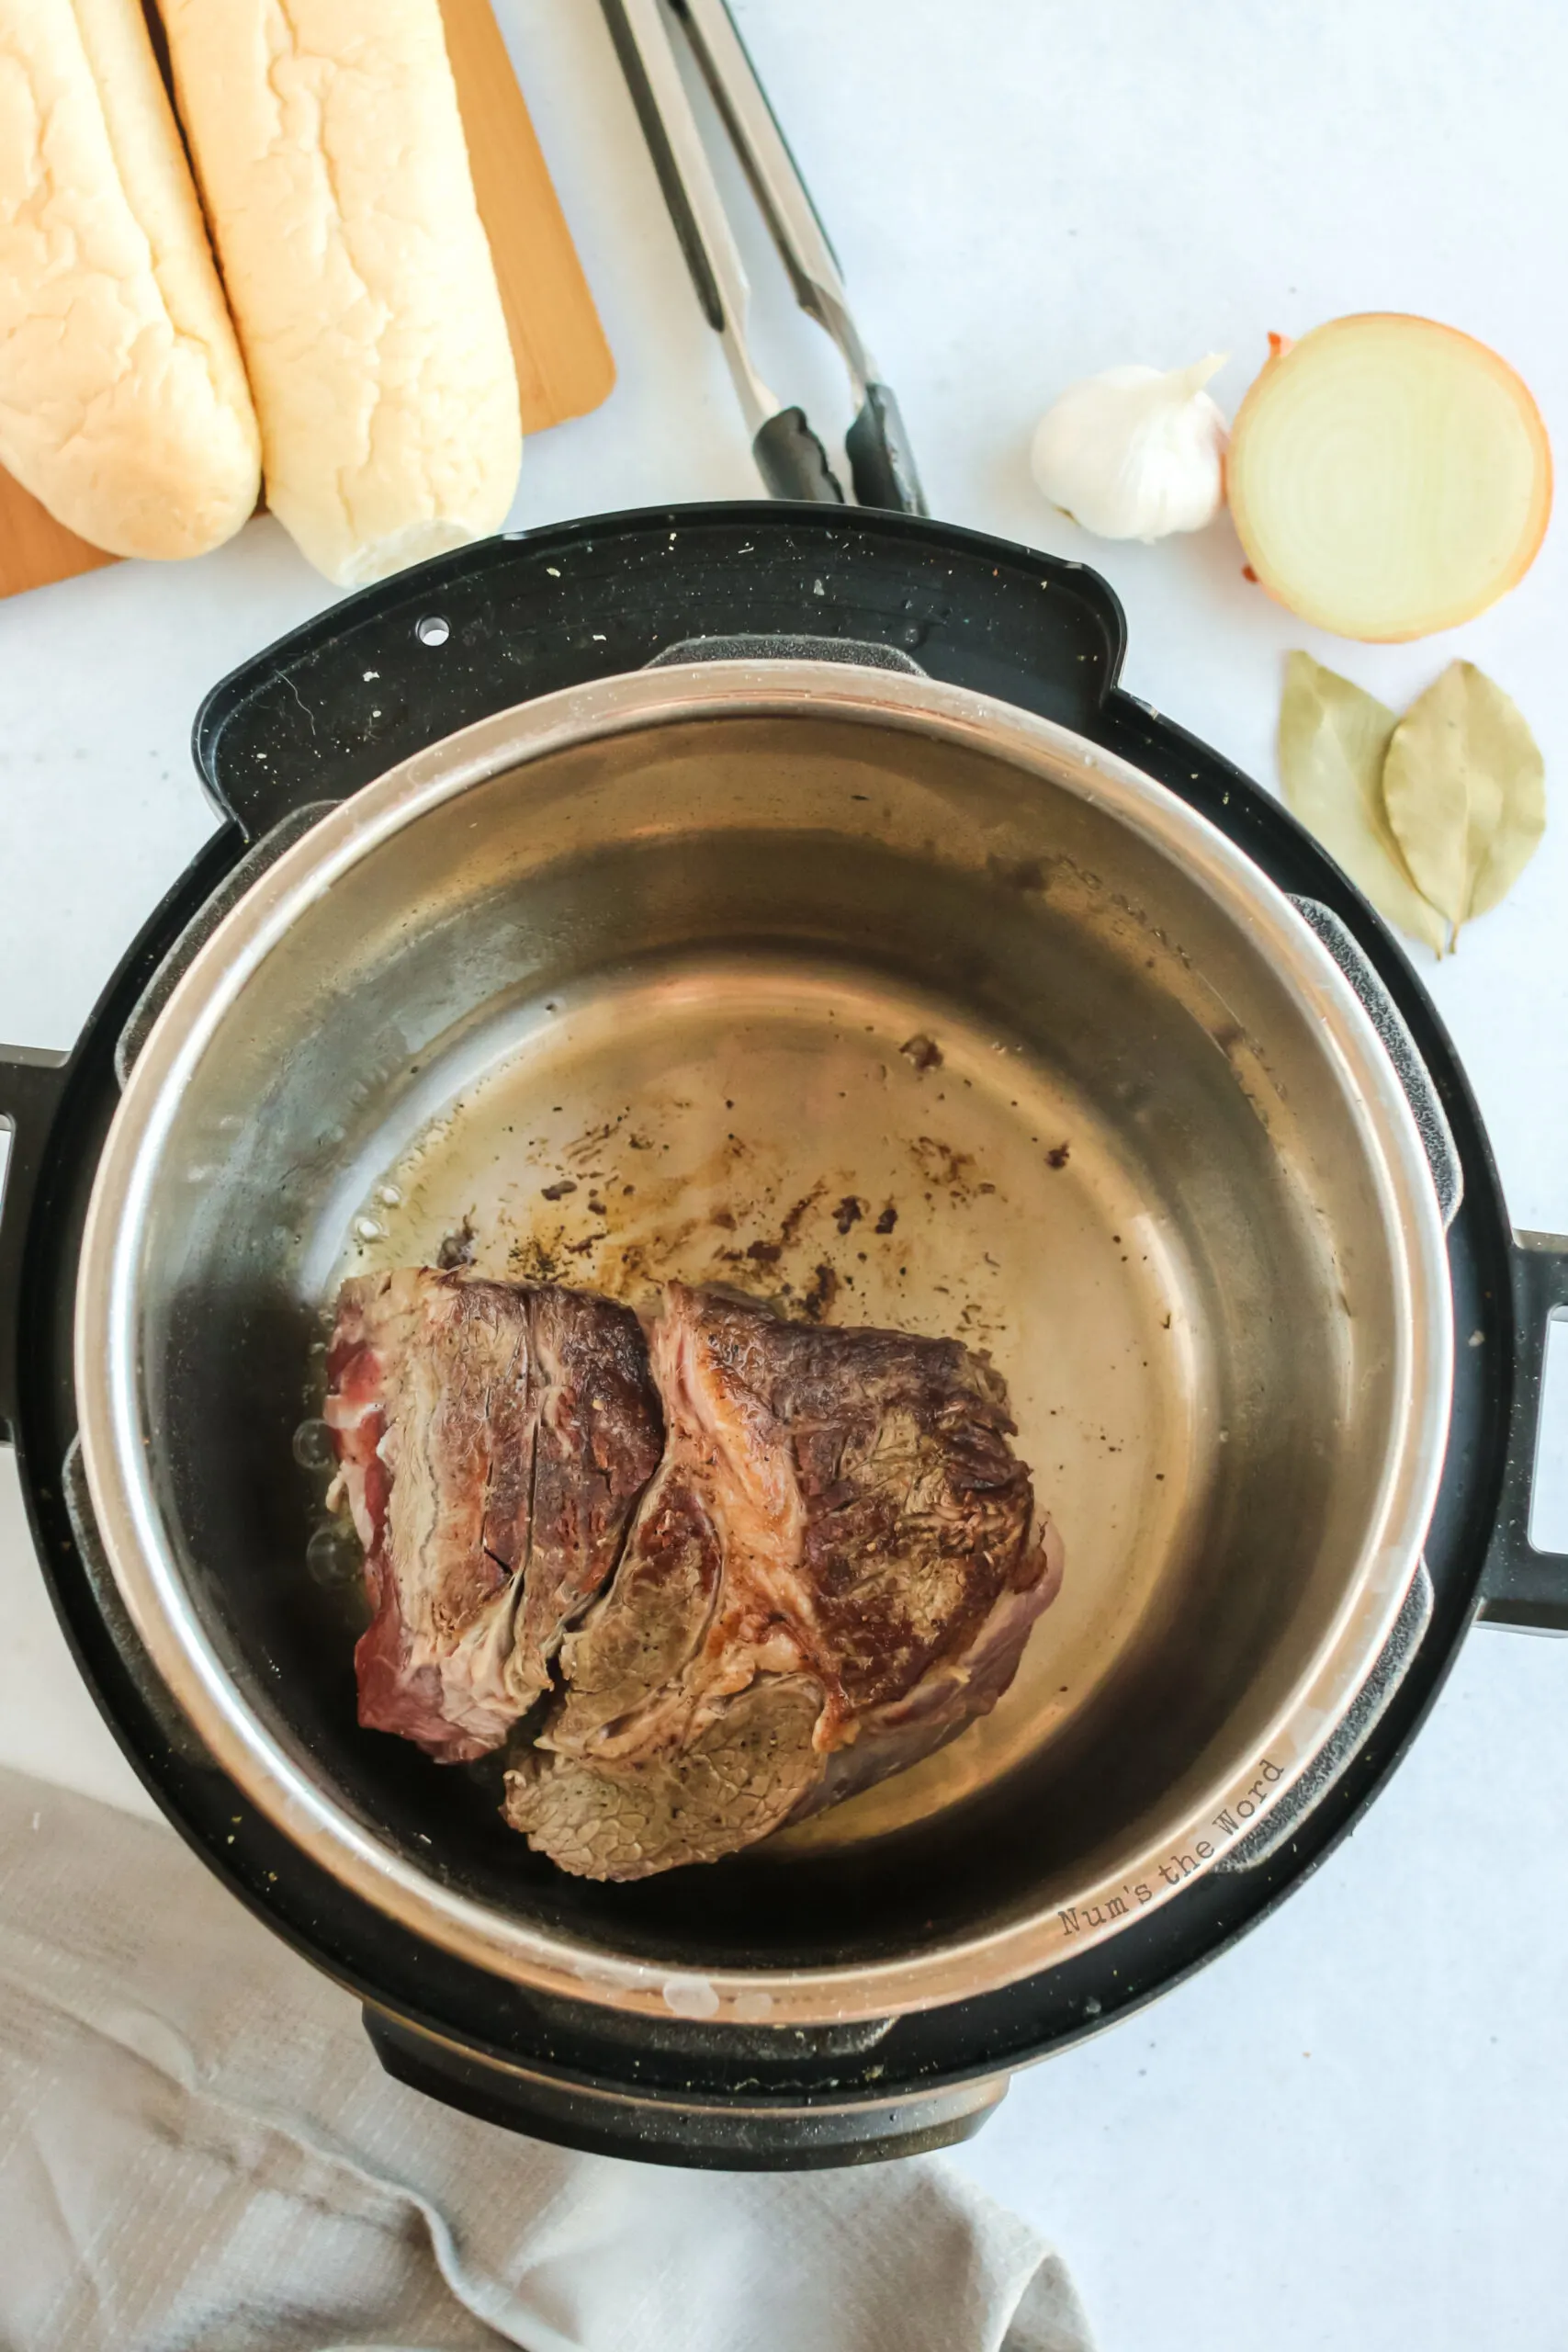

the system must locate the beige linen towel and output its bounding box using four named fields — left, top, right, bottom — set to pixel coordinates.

left=0, top=1764, right=1092, bottom=2352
